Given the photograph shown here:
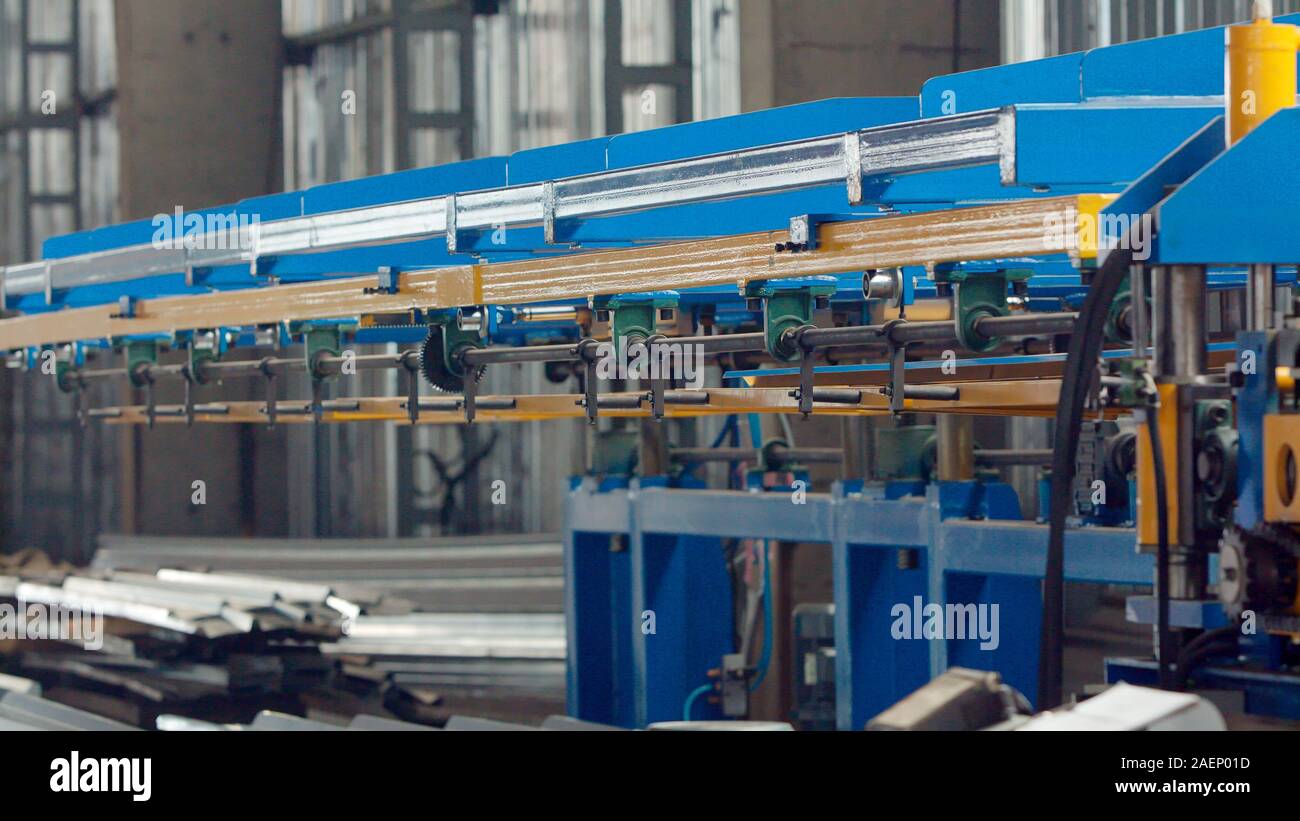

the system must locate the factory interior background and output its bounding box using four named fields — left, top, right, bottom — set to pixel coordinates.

left=0, top=0, right=1296, bottom=739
